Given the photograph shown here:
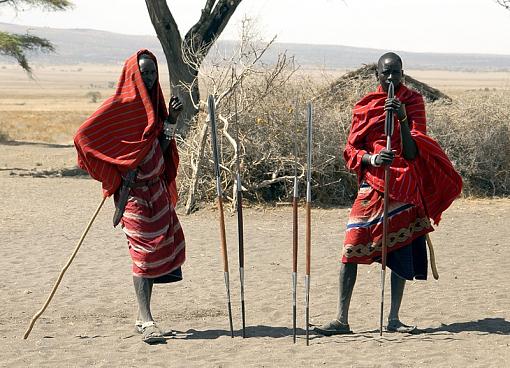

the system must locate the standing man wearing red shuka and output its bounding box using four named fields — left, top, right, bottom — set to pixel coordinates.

left=315, top=52, right=462, bottom=336
left=74, top=50, right=185, bottom=344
